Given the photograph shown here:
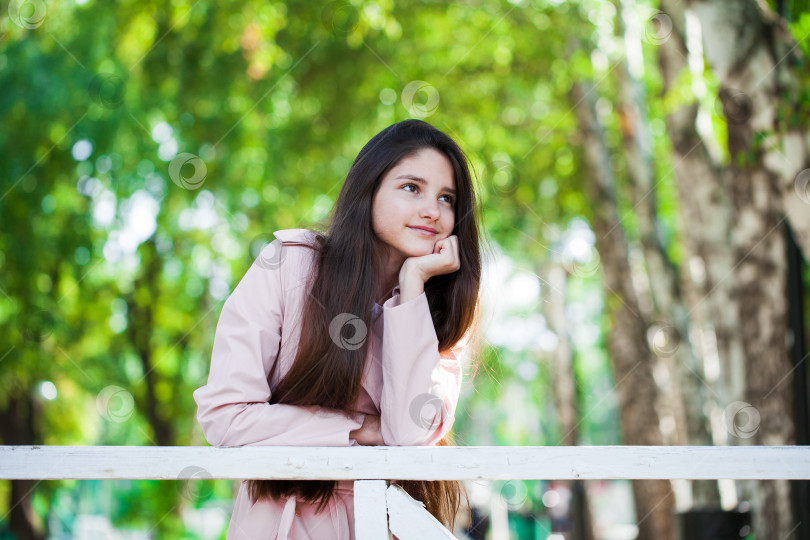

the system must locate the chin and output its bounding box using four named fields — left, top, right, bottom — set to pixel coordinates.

left=400, top=246, right=431, bottom=258
left=397, top=240, right=434, bottom=258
